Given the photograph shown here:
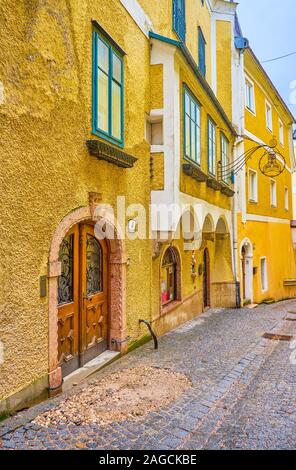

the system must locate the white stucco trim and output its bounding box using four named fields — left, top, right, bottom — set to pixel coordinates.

left=120, top=0, right=154, bottom=37
left=207, top=0, right=238, bottom=15
left=151, top=145, right=164, bottom=154
left=245, top=213, right=291, bottom=224
left=149, top=108, right=164, bottom=118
